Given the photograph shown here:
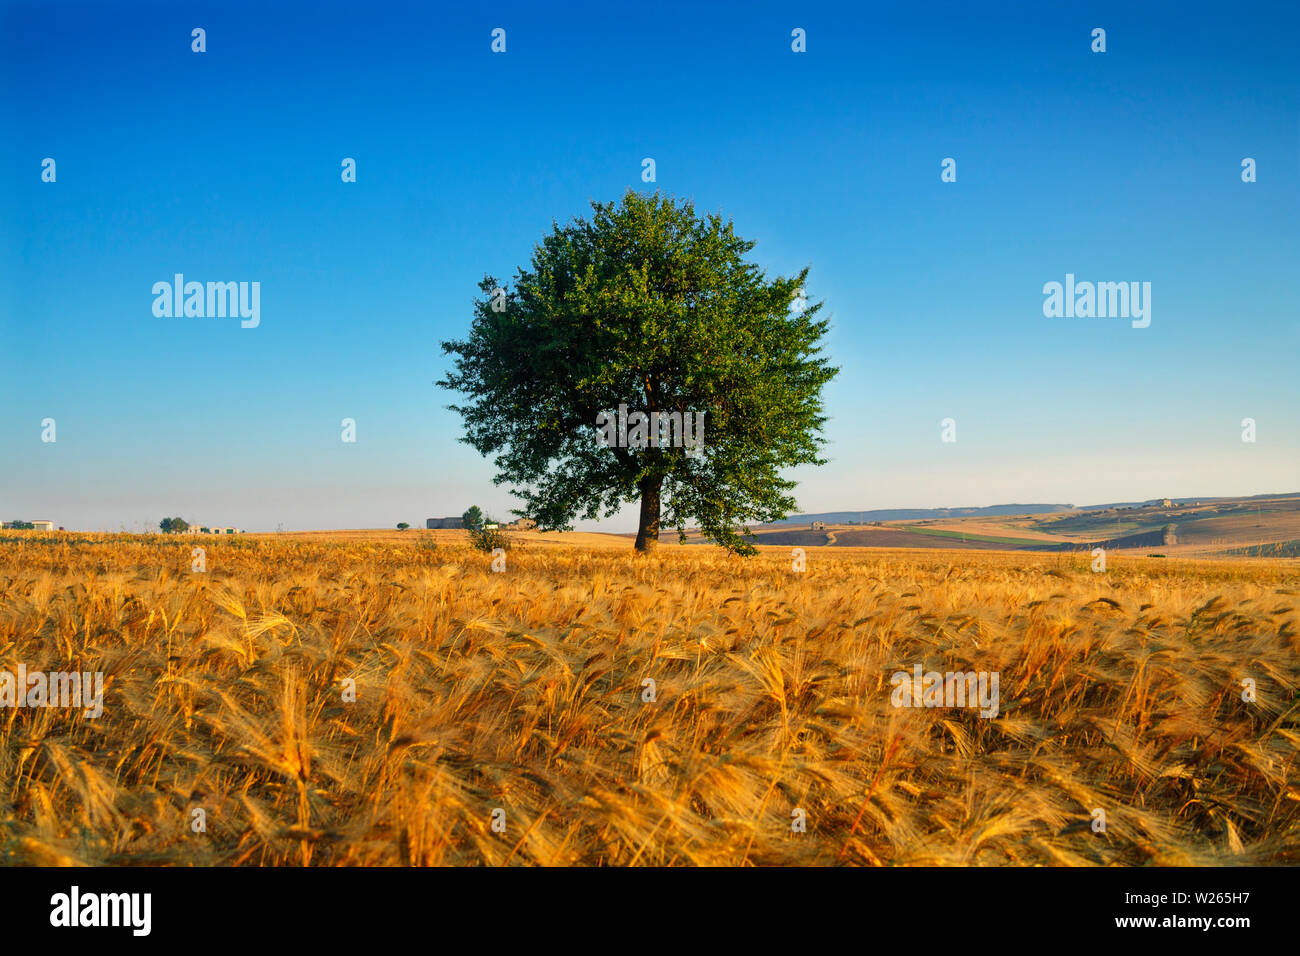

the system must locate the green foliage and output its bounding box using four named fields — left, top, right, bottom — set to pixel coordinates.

left=396, top=522, right=410, bottom=530
left=439, top=190, right=838, bottom=554
left=160, top=517, right=189, bottom=533
left=6, top=520, right=34, bottom=530
left=461, top=506, right=484, bottom=531
left=467, top=524, right=510, bottom=553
